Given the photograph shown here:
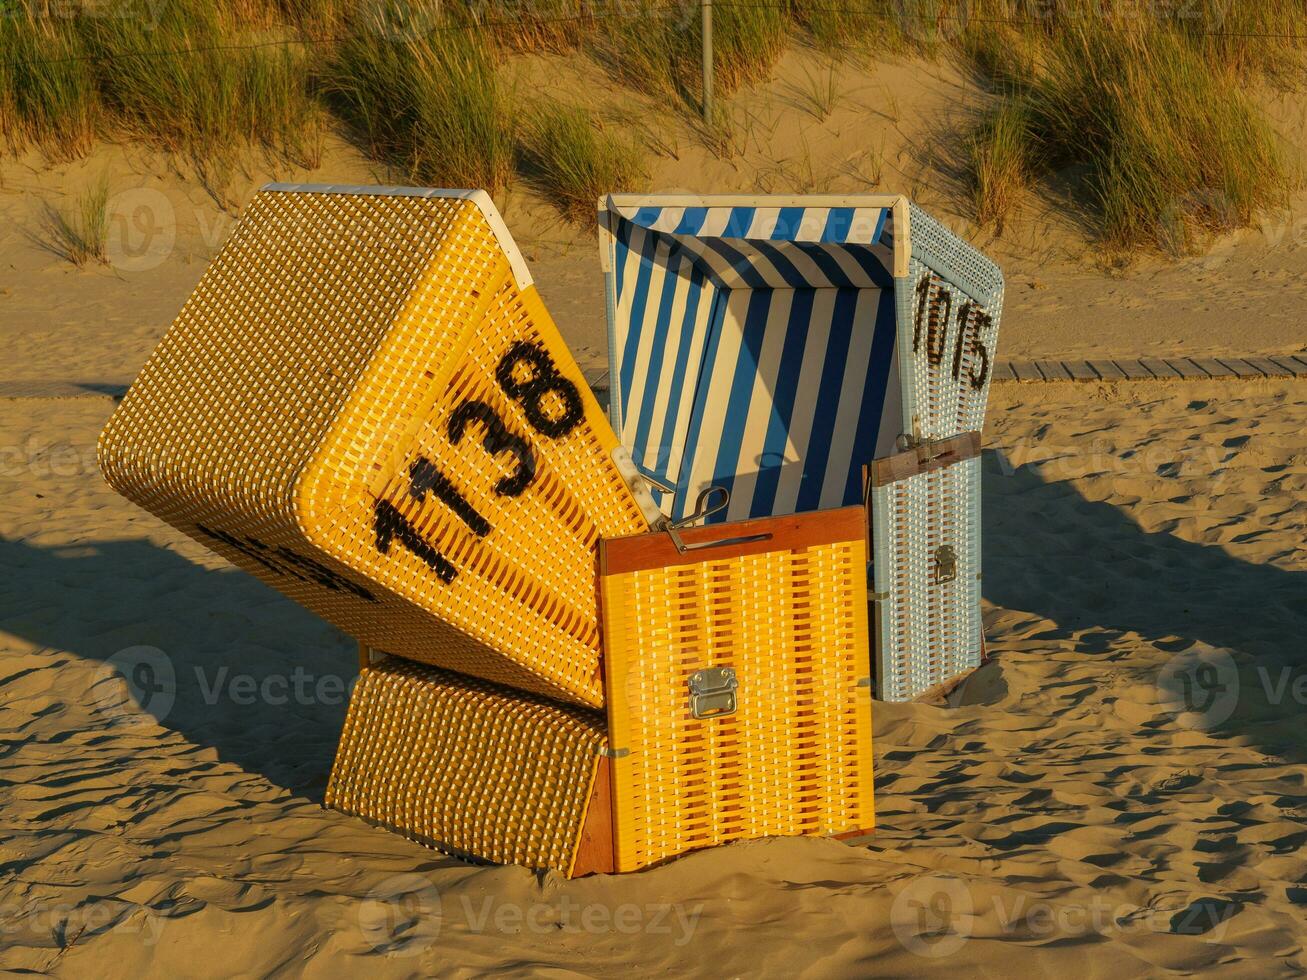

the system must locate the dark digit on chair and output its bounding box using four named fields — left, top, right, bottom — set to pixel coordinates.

left=495, top=341, right=584, bottom=438
left=408, top=454, right=492, bottom=536
left=912, top=274, right=931, bottom=354
left=447, top=400, right=536, bottom=498
left=926, top=286, right=952, bottom=368
left=373, top=499, right=458, bottom=583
